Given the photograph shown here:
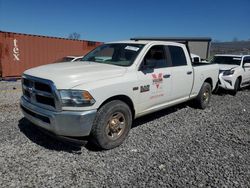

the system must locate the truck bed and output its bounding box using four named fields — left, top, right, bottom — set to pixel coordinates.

left=191, top=63, right=219, bottom=96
